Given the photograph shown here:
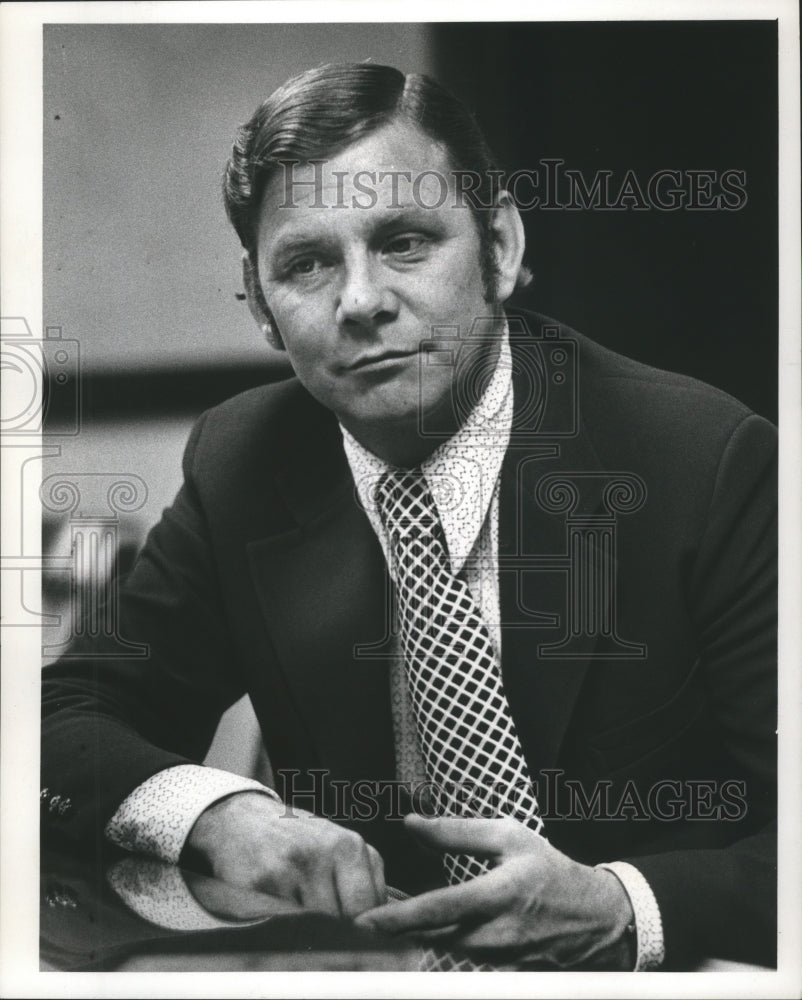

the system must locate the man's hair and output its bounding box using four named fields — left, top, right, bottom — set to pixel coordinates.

left=223, top=62, right=531, bottom=299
